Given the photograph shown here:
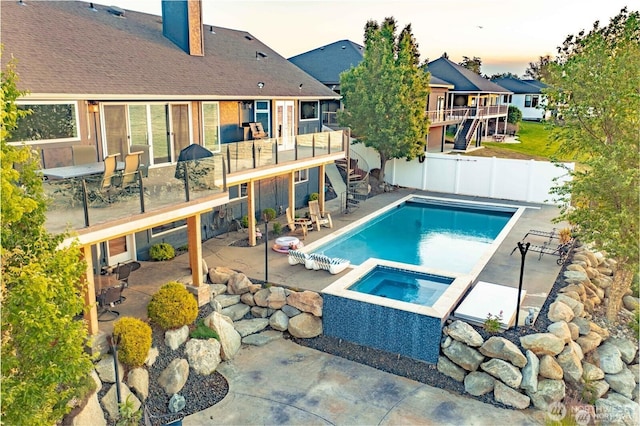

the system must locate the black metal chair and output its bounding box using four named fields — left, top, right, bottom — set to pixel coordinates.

left=97, top=283, right=125, bottom=322
left=116, top=262, right=132, bottom=287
